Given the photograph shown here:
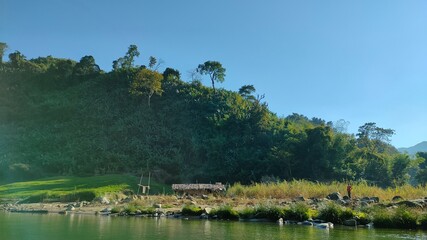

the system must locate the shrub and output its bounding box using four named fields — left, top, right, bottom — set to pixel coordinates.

left=239, top=208, right=256, bottom=219
left=391, top=207, right=418, bottom=229
left=210, top=205, right=239, bottom=220
left=125, top=205, right=138, bottom=214
left=317, top=202, right=343, bottom=224
left=371, top=206, right=419, bottom=229
left=340, top=208, right=355, bottom=221
left=355, top=212, right=371, bottom=225
left=284, top=202, right=310, bottom=221
left=419, top=213, right=427, bottom=229
left=253, top=204, right=284, bottom=220
left=139, top=207, right=155, bottom=214
left=181, top=205, right=203, bottom=216
left=111, top=207, right=122, bottom=214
